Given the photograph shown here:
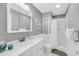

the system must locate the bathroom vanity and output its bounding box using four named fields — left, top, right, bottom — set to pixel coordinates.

left=0, top=34, right=47, bottom=56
